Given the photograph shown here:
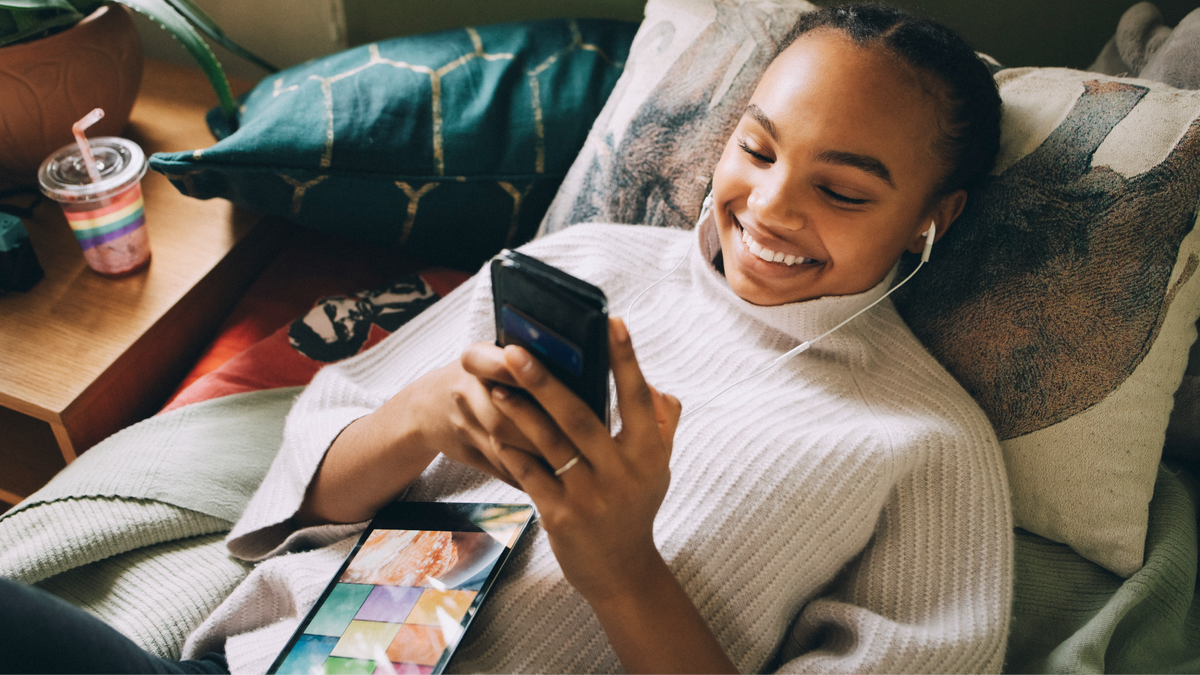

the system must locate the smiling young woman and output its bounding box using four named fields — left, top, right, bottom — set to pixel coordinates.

left=0, top=5, right=1012, bottom=675
left=712, top=17, right=997, bottom=306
